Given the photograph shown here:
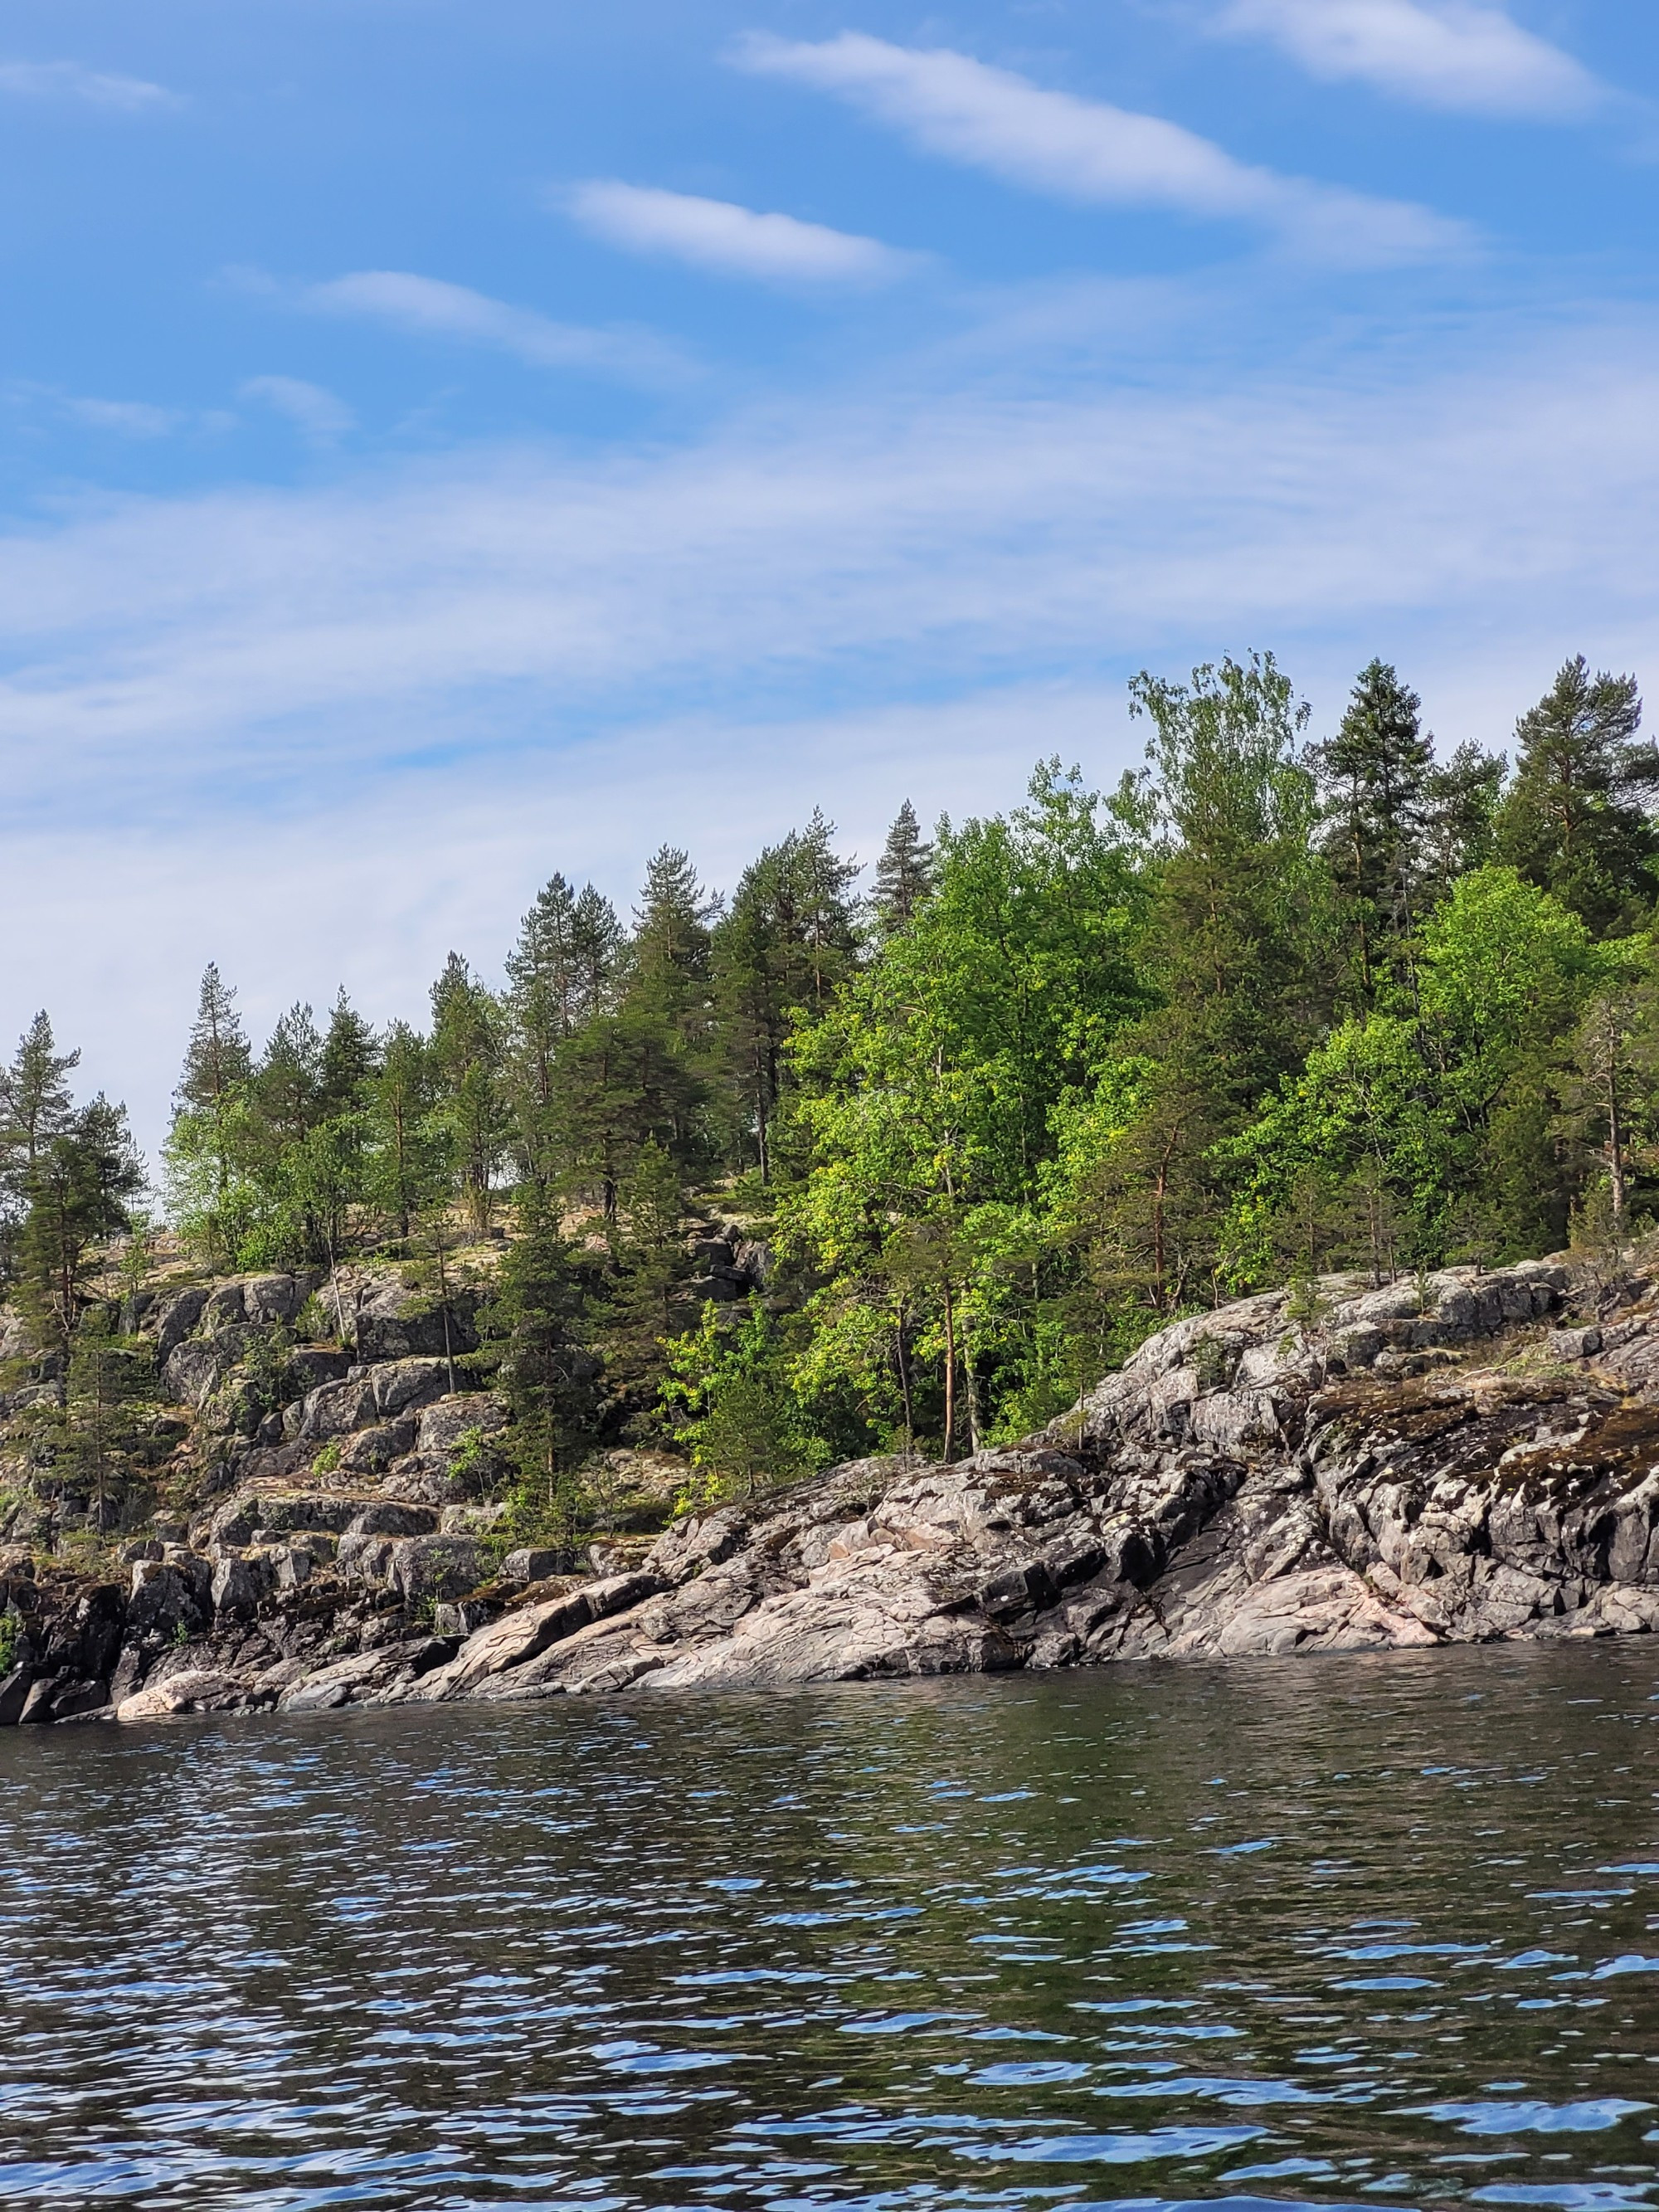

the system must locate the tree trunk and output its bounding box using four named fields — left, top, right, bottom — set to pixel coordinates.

left=941, top=1276, right=957, bottom=1464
